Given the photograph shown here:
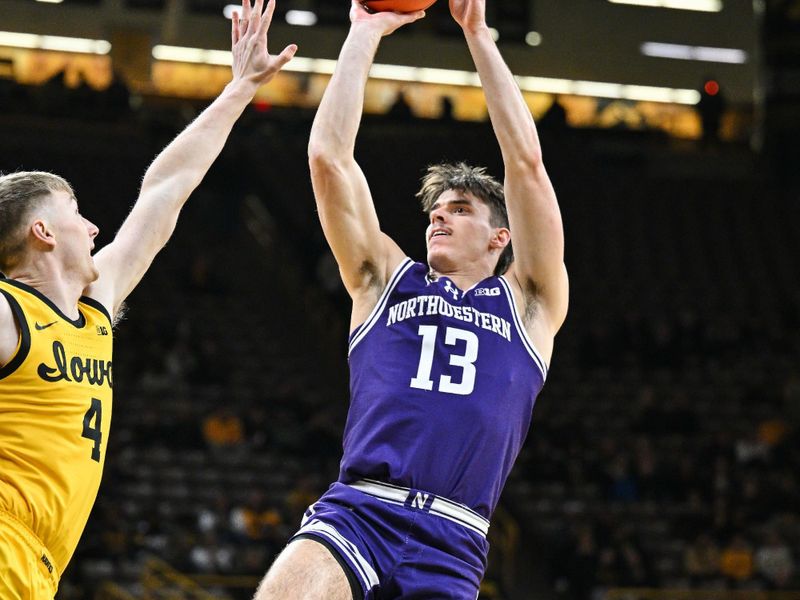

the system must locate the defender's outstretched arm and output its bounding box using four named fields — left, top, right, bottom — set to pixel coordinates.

left=88, top=0, right=296, bottom=318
